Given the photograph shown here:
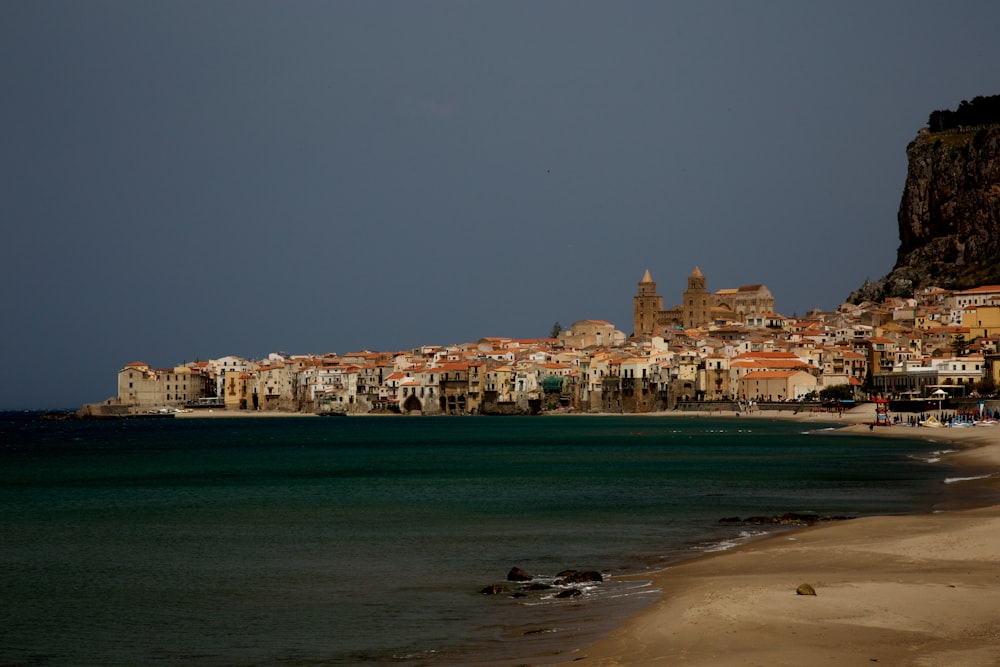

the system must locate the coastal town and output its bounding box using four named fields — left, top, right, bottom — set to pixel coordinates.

left=85, top=267, right=1000, bottom=418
